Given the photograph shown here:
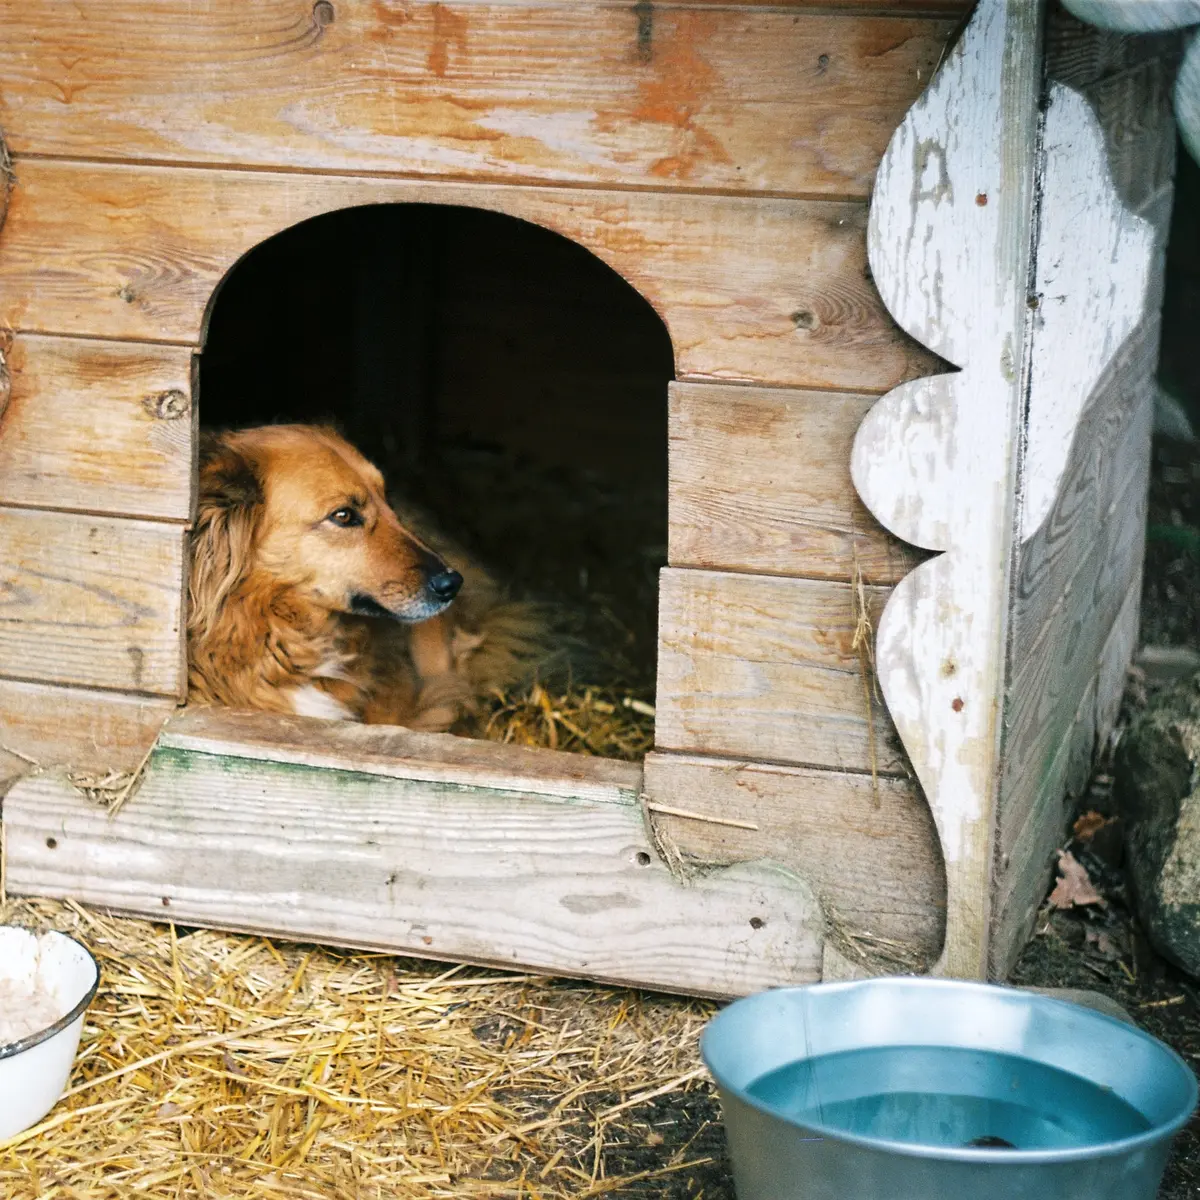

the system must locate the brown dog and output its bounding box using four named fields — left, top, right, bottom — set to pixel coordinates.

left=187, top=424, right=547, bottom=730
